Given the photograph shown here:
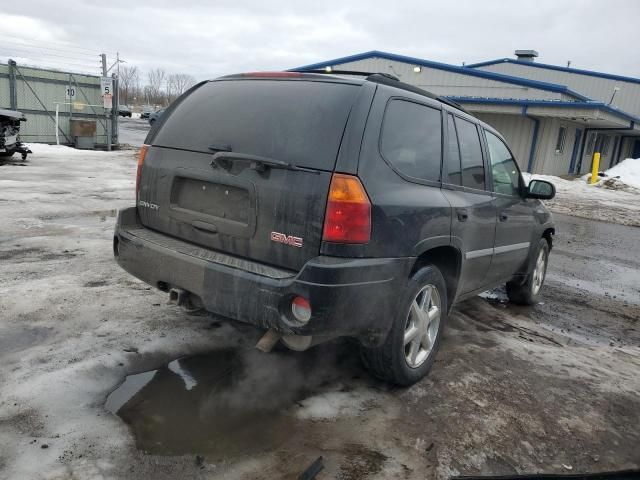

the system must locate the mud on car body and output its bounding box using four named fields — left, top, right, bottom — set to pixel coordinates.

left=114, top=72, right=555, bottom=385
